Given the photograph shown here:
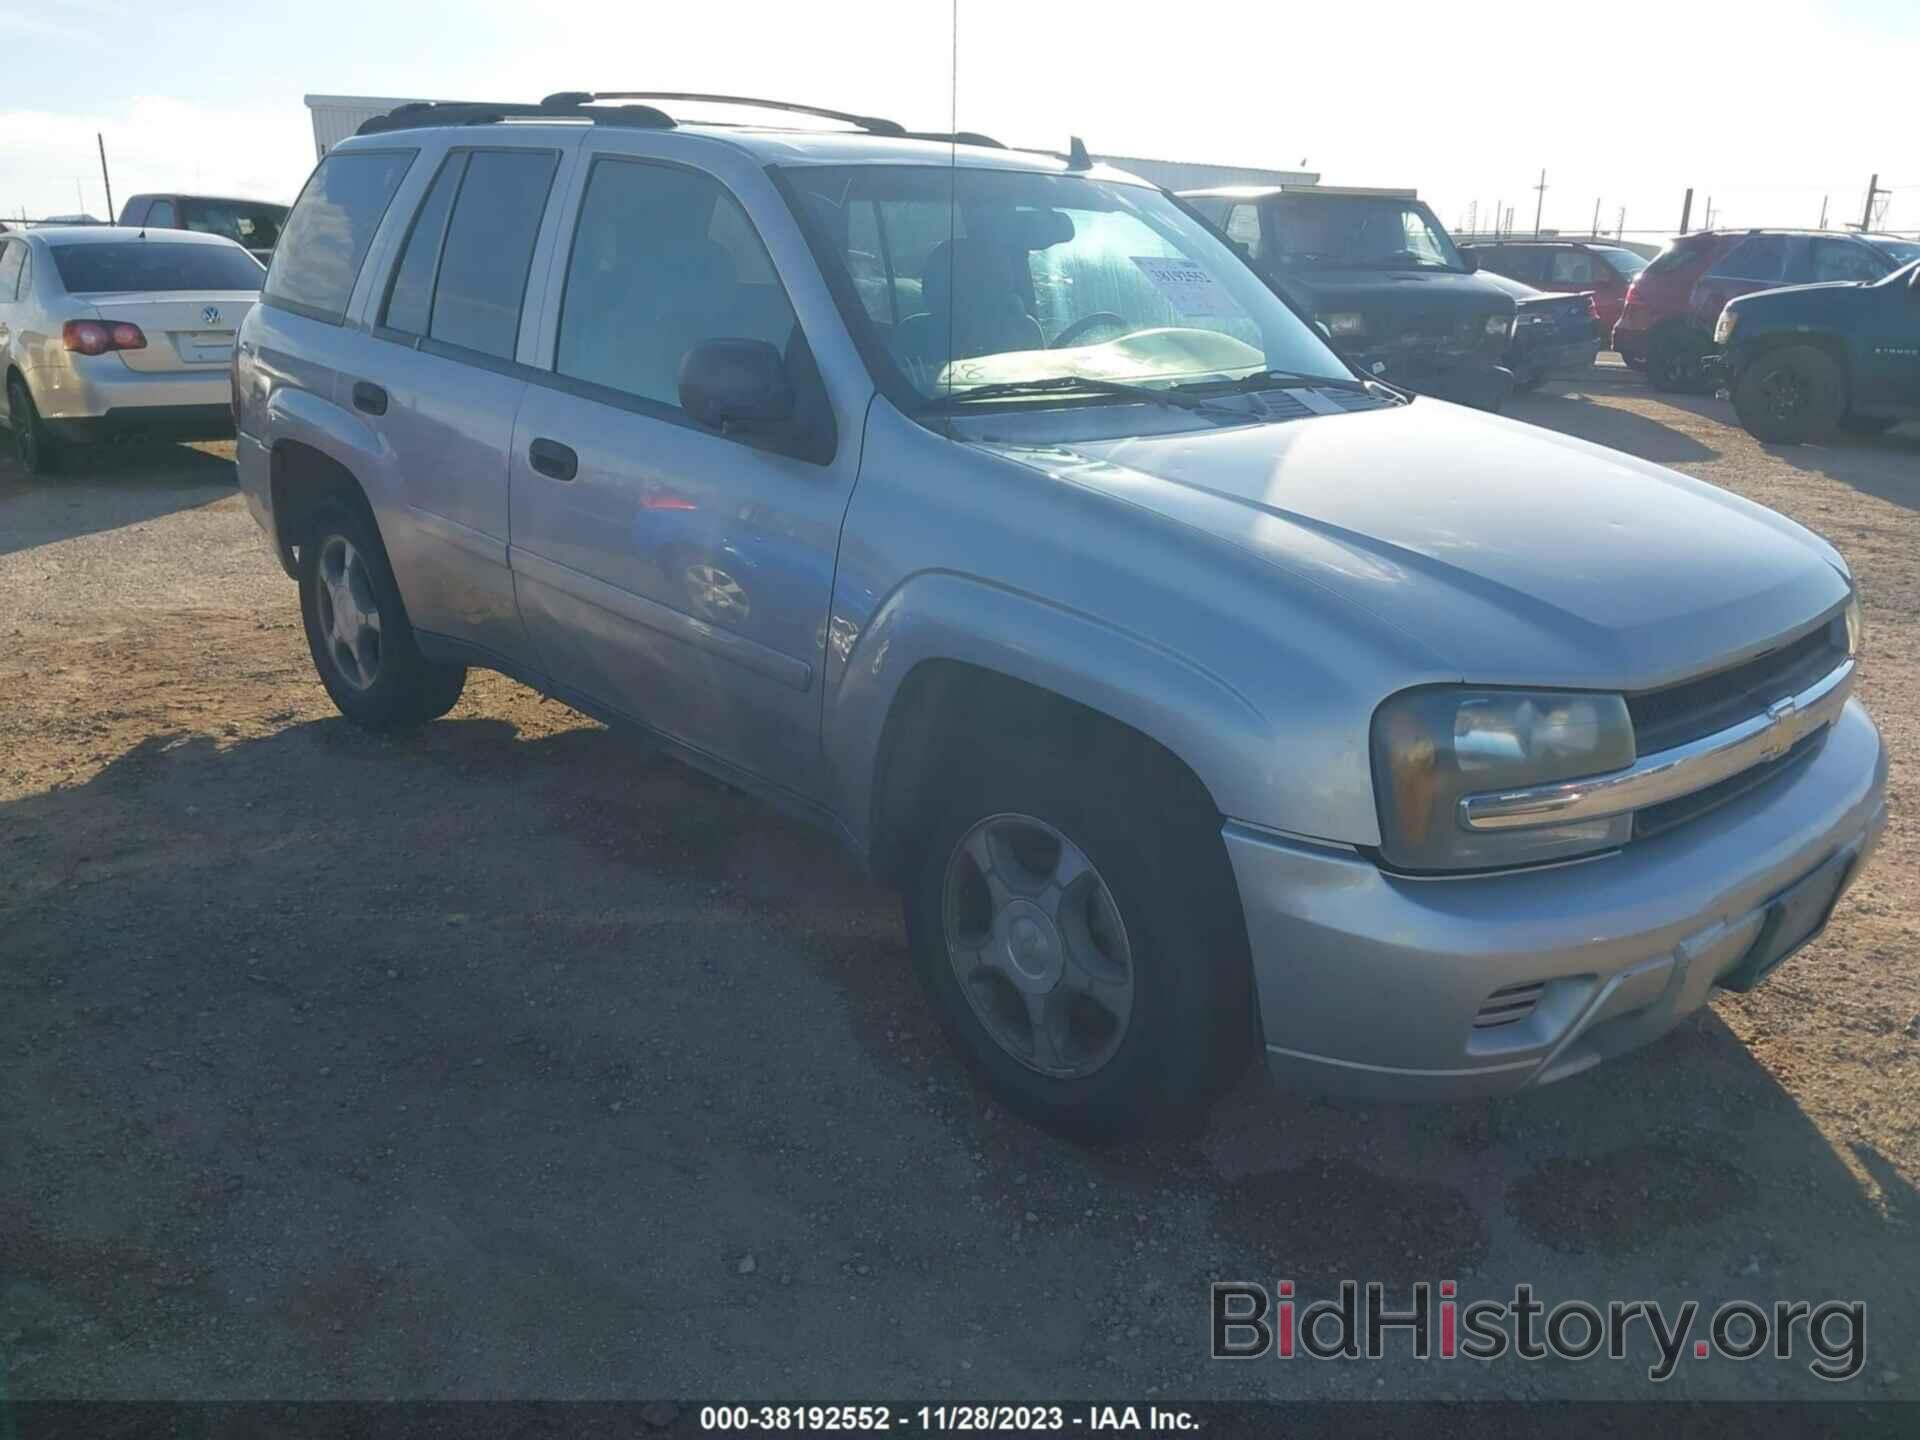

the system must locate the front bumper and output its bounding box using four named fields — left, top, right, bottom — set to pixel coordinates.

left=1350, top=350, right=1513, bottom=410
left=1225, top=698, right=1887, bottom=1101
